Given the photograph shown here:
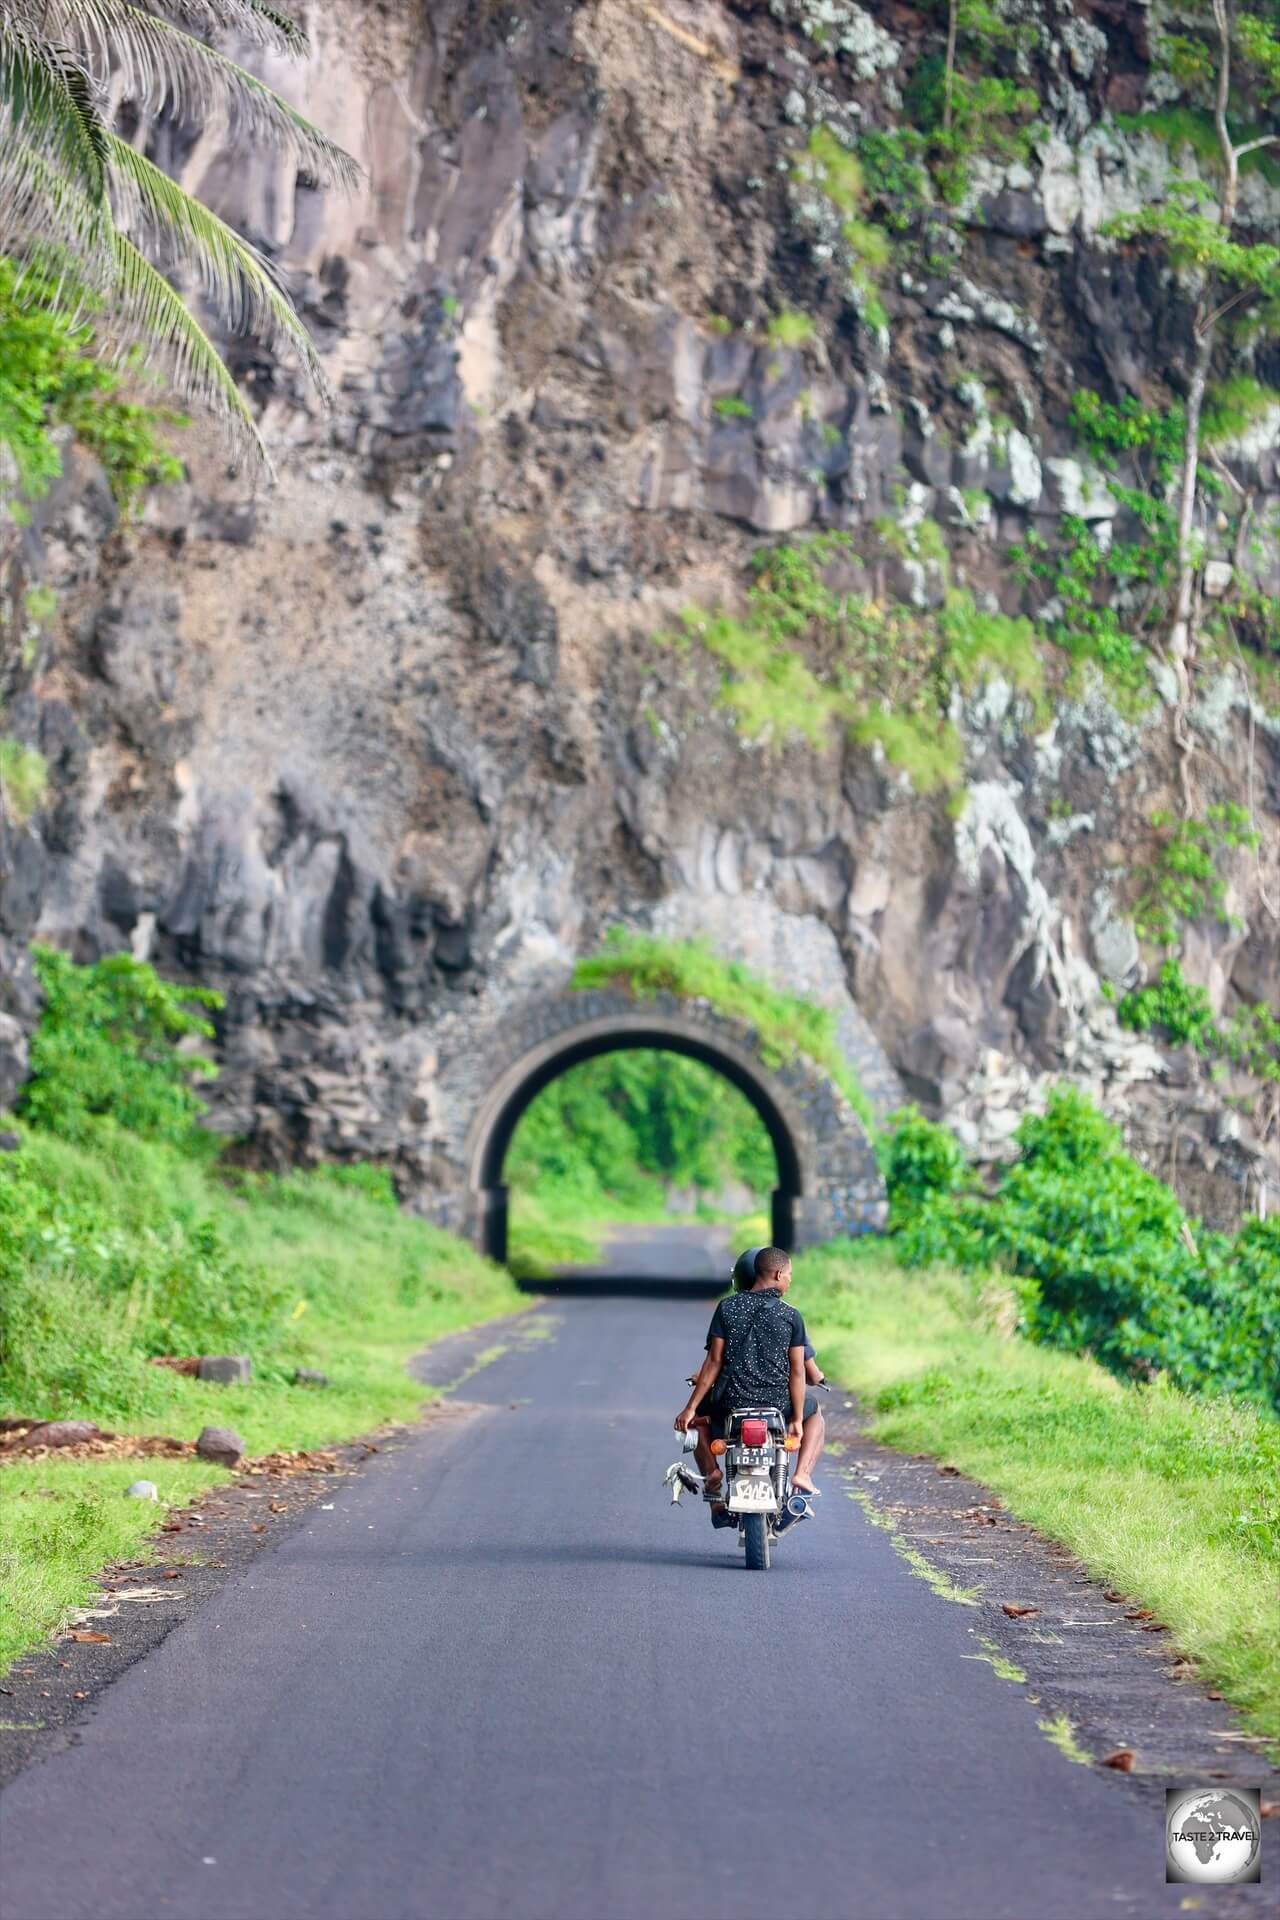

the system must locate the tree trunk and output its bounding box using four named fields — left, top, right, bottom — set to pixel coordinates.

left=943, top=0, right=958, bottom=135
left=1168, top=325, right=1213, bottom=681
